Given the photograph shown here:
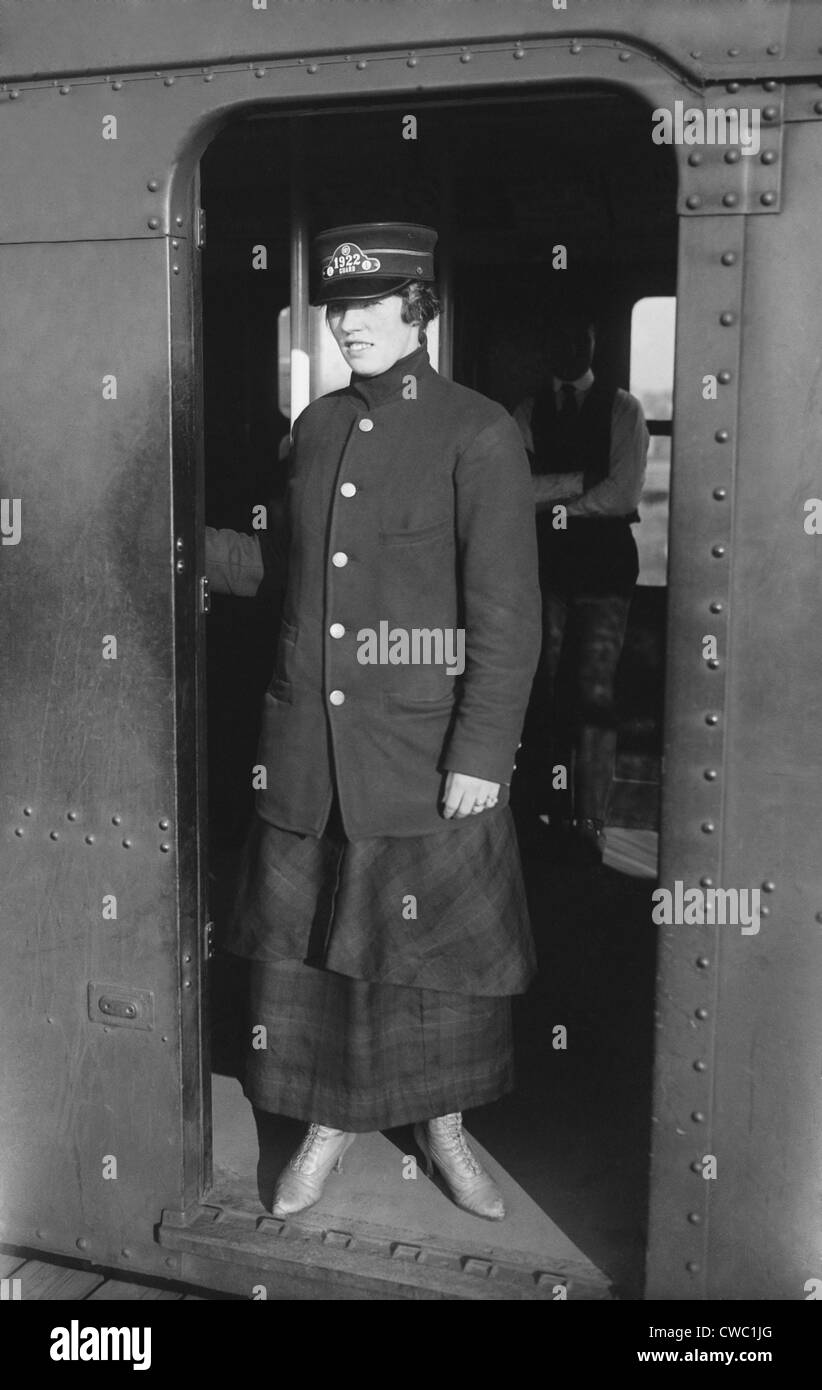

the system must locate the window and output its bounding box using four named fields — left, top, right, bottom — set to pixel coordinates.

left=630, top=297, right=676, bottom=586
